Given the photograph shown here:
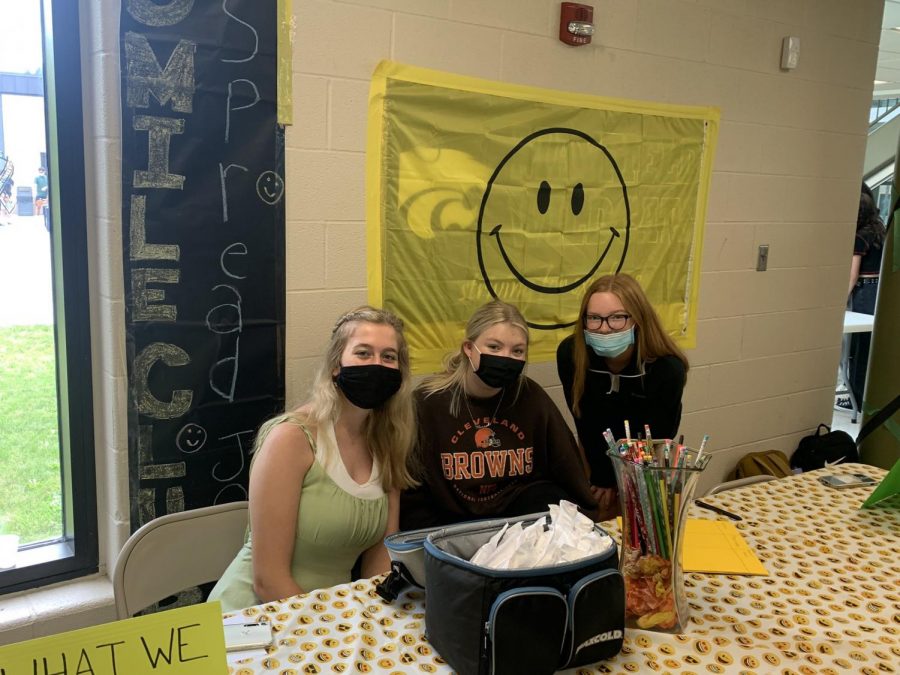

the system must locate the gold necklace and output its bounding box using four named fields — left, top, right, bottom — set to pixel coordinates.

left=462, top=387, right=504, bottom=430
